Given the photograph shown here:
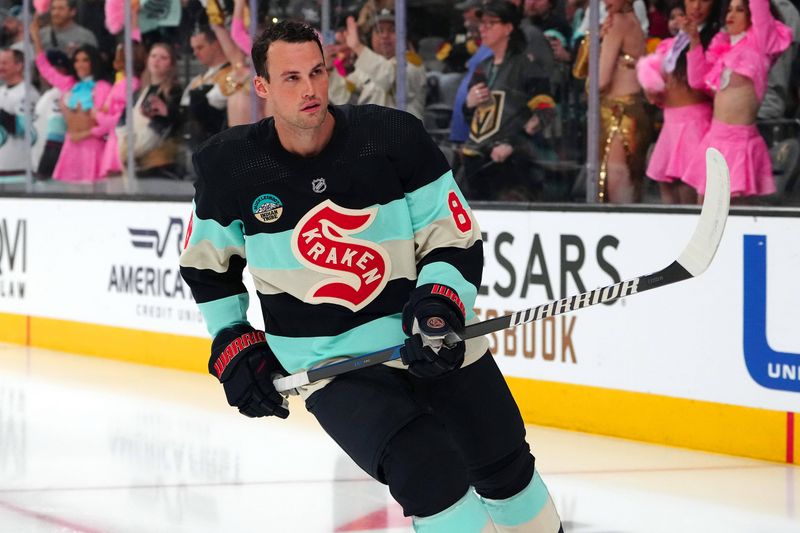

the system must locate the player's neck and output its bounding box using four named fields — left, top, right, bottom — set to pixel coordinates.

left=274, top=109, right=335, bottom=158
